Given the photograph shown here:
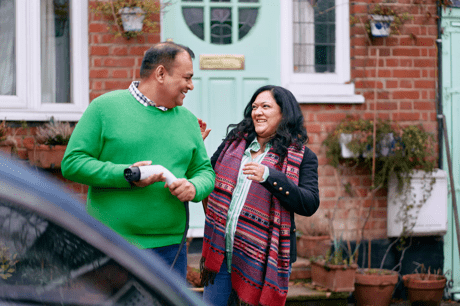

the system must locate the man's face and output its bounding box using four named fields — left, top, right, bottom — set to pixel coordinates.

left=163, top=51, right=194, bottom=108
